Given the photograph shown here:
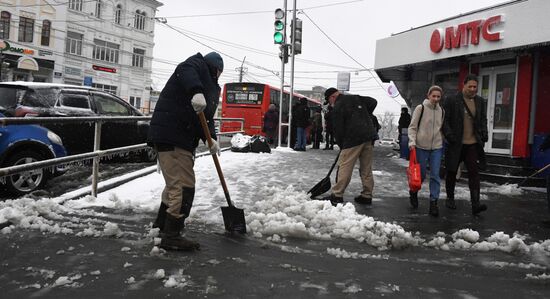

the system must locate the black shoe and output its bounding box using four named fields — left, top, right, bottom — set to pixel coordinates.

left=429, top=200, right=439, bottom=217
left=445, top=198, right=457, bottom=210
left=471, top=202, right=487, bottom=215
left=409, top=191, right=418, bottom=209
left=322, top=194, right=343, bottom=206
left=354, top=195, right=372, bottom=205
